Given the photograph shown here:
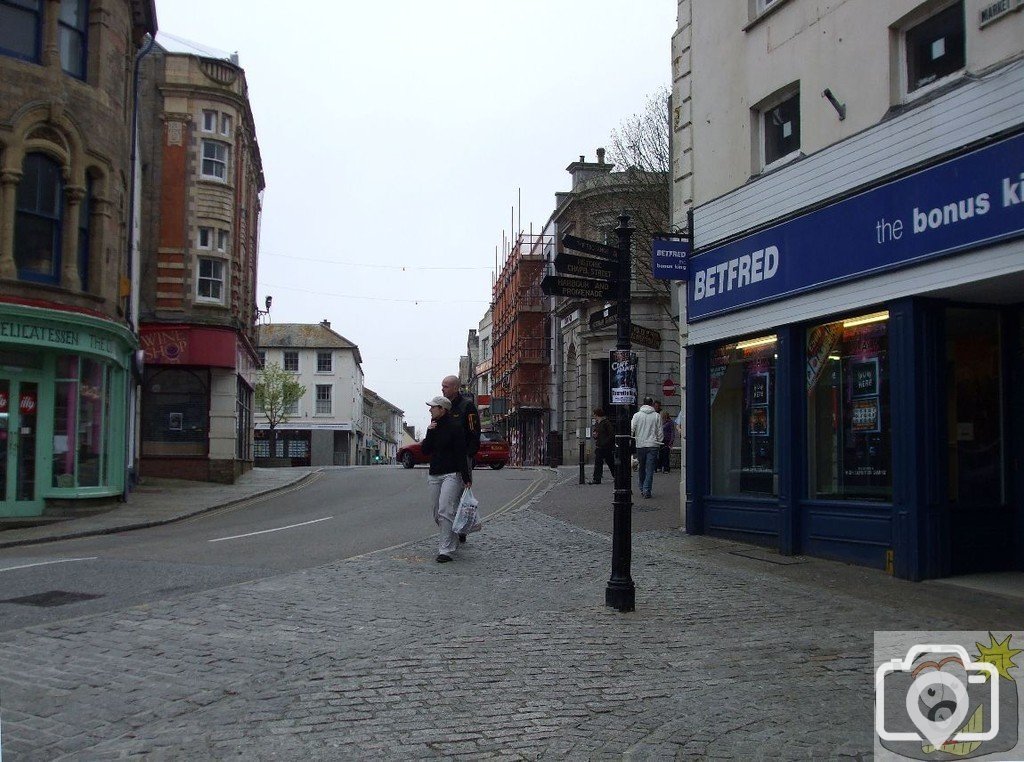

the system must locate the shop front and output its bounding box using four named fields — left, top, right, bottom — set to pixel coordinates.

left=685, top=130, right=1024, bottom=580
left=139, top=324, right=258, bottom=483
left=0, top=303, right=134, bottom=517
